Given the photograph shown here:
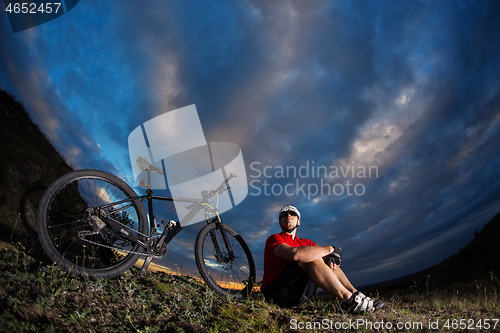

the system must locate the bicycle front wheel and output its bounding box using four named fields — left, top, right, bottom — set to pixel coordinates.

left=195, top=223, right=255, bottom=299
left=36, top=169, right=148, bottom=278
